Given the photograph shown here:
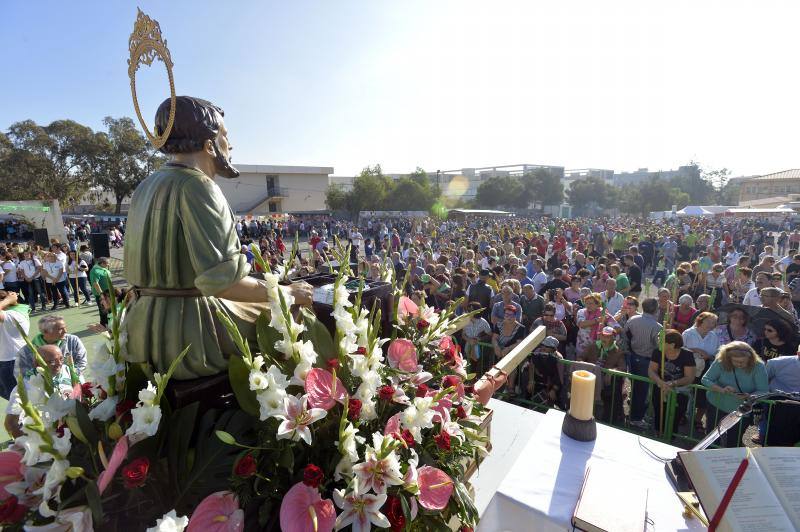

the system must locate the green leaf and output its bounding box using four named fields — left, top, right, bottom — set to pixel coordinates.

left=167, top=402, right=199, bottom=493
left=74, top=401, right=99, bottom=449
left=256, top=311, right=283, bottom=361
left=154, top=345, right=191, bottom=404
left=85, top=481, right=104, bottom=524
left=300, top=308, right=336, bottom=361
left=228, top=354, right=260, bottom=417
